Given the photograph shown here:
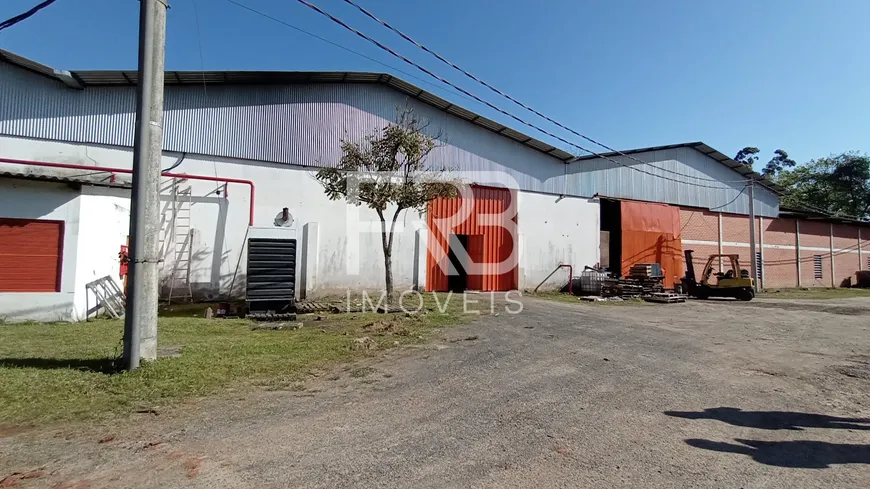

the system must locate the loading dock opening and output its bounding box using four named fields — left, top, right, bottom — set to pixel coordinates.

left=447, top=234, right=469, bottom=292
